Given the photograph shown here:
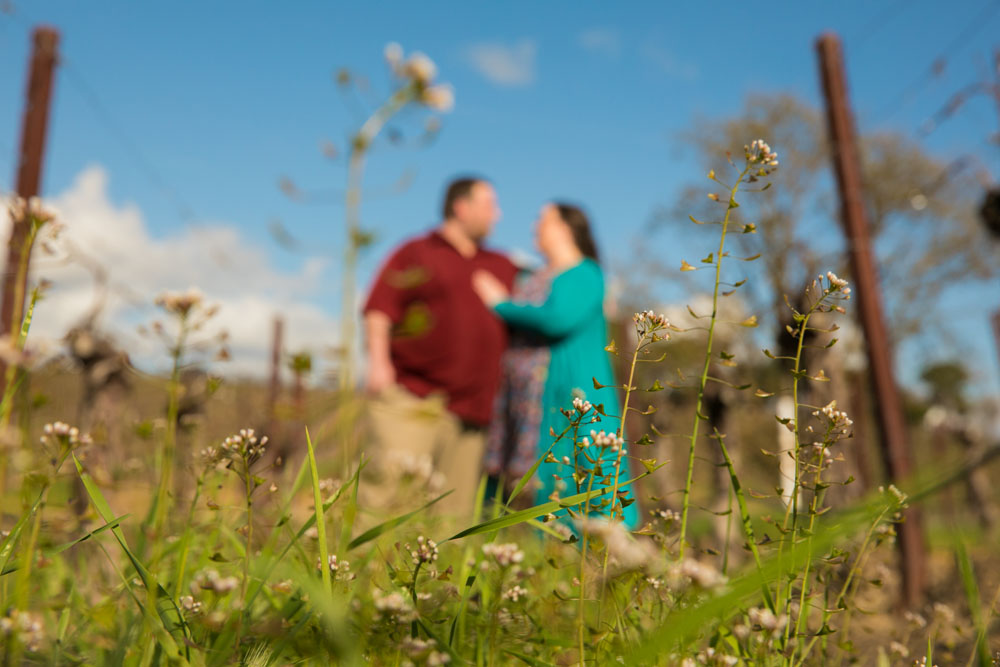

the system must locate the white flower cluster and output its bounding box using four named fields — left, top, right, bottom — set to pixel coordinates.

left=154, top=288, right=209, bottom=318
left=633, top=310, right=671, bottom=339
left=572, top=396, right=593, bottom=414
left=695, top=647, right=739, bottom=666
left=675, top=558, right=728, bottom=590
left=7, top=195, right=55, bottom=225
left=0, top=609, right=43, bottom=651
left=399, top=637, right=450, bottom=665
left=889, top=641, right=909, bottom=659
left=747, top=606, right=789, bottom=637
left=481, top=542, right=524, bottom=568
left=502, top=585, right=528, bottom=602
left=811, top=401, right=853, bottom=444
left=654, top=508, right=681, bottom=522
left=580, top=429, right=626, bottom=454
left=406, top=536, right=439, bottom=565
left=373, top=590, right=417, bottom=622
left=746, top=138, right=779, bottom=167
left=576, top=517, right=660, bottom=573
left=823, top=271, right=851, bottom=298
left=192, top=569, right=239, bottom=594
left=202, top=428, right=268, bottom=466
left=179, top=594, right=203, bottom=614
left=816, top=400, right=853, bottom=426
left=384, top=43, right=454, bottom=112
left=317, top=554, right=353, bottom=581
left=41, top=421, right=92, bottom=448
